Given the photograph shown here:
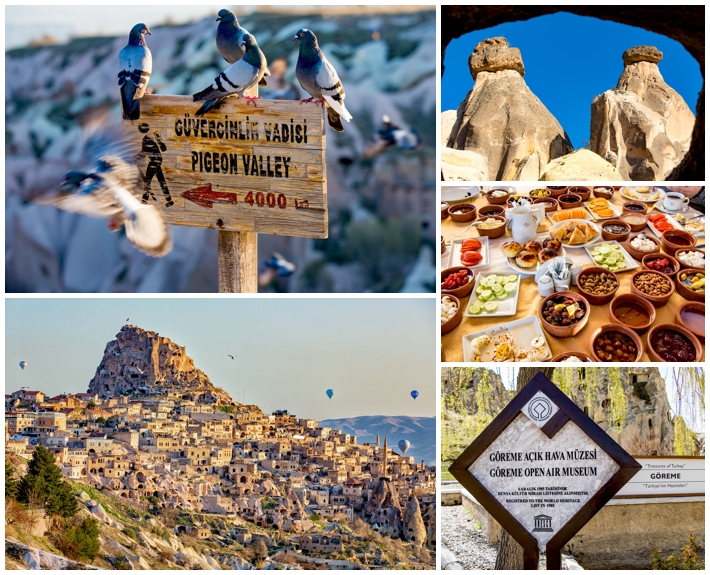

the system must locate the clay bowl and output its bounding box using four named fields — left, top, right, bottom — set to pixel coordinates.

left=676, top=301, right=705, bottom=342
left=592, top=186, right=614, bottom=200
left=622, top=201, right=648, bottom=215
left=448, top=203, right=477, bottom=223
left=675, top=248, right=705, bottom=270
left=647, top=323, right=703, bottom=363
left=538, top=291, right=590, bottom=338
left=477, top=204, right=506, bottom=219
left=568, top=186, right=592, bottom=201
left=532, top=197, right=558, bottom=213
left=485, top=189, right=510, bottom=205
left=440, top=235, right=446, bottom=254
left=550, top=352, right=597, bottom=362
left=475, top=215, right=507, bottom=239
left=441, top=294, right=463, bottom=336
left=529, top=188, right=551, bottom=200
left=441, top=266, right=475, bottom=298
left=557, top=193, right=583, bottom=209
left=641, top=253, right=680, bottom=279
left=609, top=293, right=656, bottom=335
left=660, top=229, right=697, bottom=257
left=620, top=211, right=648, bottom=232
left=601, top=219, right=631, bottom=242
left=441, top=202, right=450, bottom=219
left=546, top=186, right=568, bottom=197
left=589, top=324, right=644, bottom=362
left=630, top=269, right=675, bottom=308
left=625, top=233, right=660, bottom=261
left=576, top=267, right=620, bottom=305
left=676, top=267, right=706, bottom=303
